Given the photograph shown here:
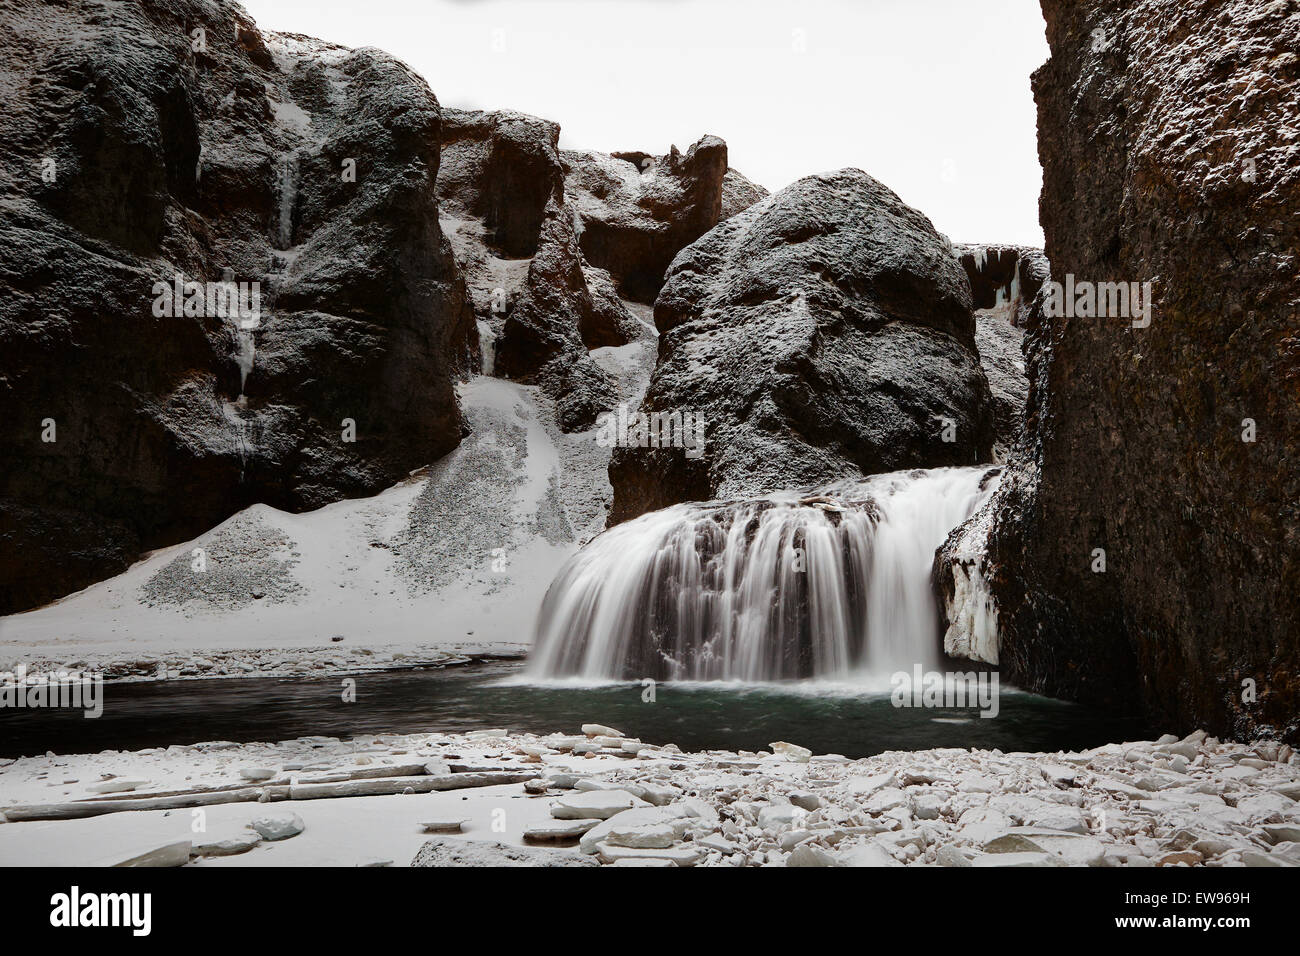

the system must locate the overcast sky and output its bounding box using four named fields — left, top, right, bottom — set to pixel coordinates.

left=240, top=0, right=1049, bottom=245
